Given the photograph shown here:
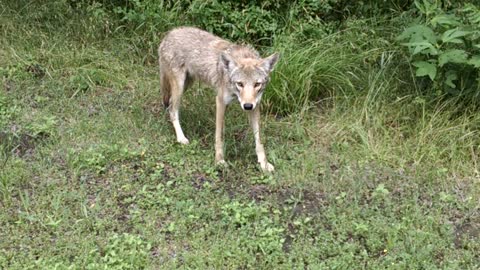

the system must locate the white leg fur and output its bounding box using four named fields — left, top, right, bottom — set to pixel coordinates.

left=168, top=69, right=189, bottom=144
left=248, top=108, right=274, bottom=172
left=171, top=110, right=189, bottom=144
left=215, top=95, right=226, bottom=164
